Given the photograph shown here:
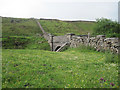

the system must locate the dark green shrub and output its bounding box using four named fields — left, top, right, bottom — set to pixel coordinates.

left=93, top=18, right=120, bottom=37
left=2, top=36, right=51, bottom=50
left=2, top=36, right=30, bottom=49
